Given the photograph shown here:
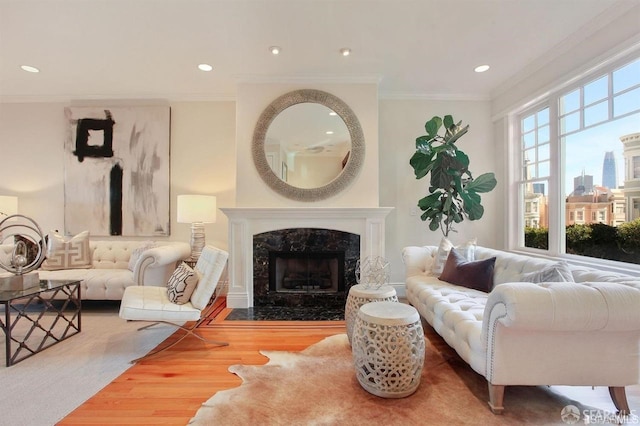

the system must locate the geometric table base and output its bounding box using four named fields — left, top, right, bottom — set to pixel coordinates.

left=1, top=281, right=81, bottom=366
left=352, top=301, right=425, bottom=398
